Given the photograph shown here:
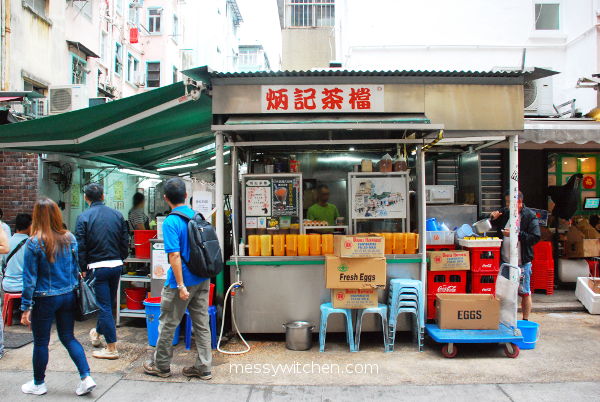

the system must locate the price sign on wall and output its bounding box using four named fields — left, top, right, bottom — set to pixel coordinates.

left=192, top=191, right=213, bottom=216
